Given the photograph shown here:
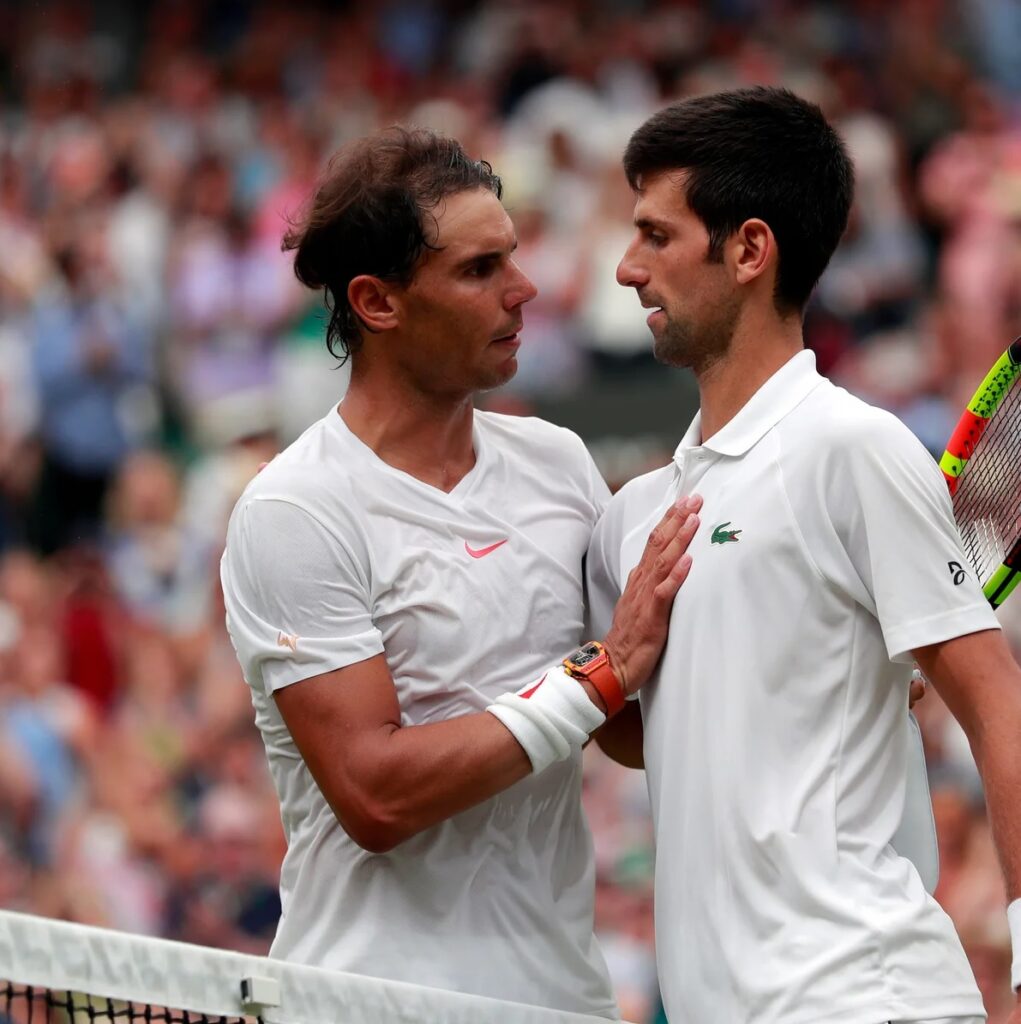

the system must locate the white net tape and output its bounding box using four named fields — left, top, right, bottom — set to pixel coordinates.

left=0, top=910, right=617, bottom=1024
